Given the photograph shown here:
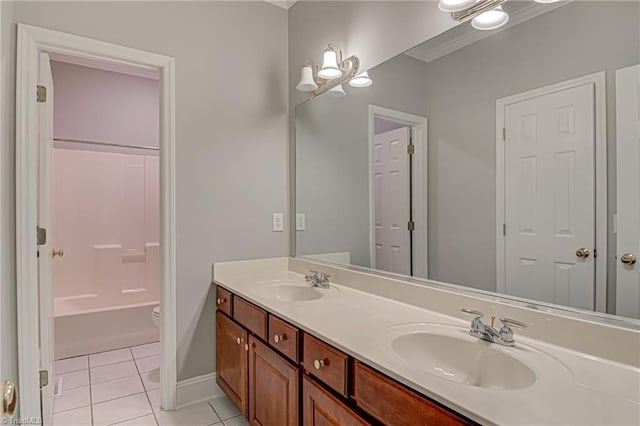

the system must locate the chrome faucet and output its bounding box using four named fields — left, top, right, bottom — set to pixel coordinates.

left=461, top=309, right=527, bottom=347
left=305, top=270, right=331, bottom=289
